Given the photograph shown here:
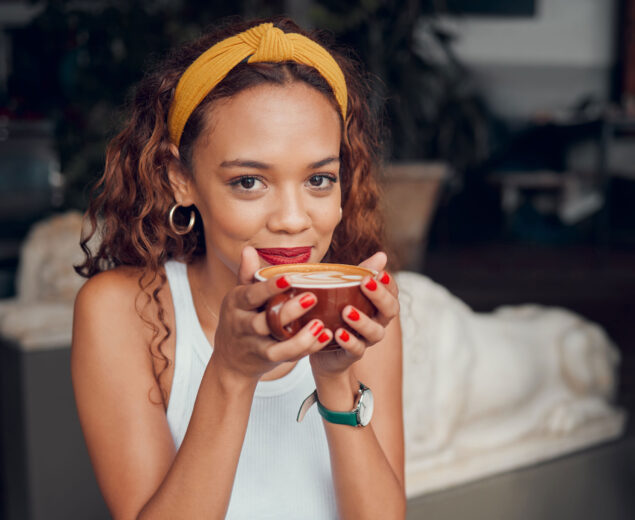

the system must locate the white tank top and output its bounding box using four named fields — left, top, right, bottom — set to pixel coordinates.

left=164, top=260, right=338, bottom=519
